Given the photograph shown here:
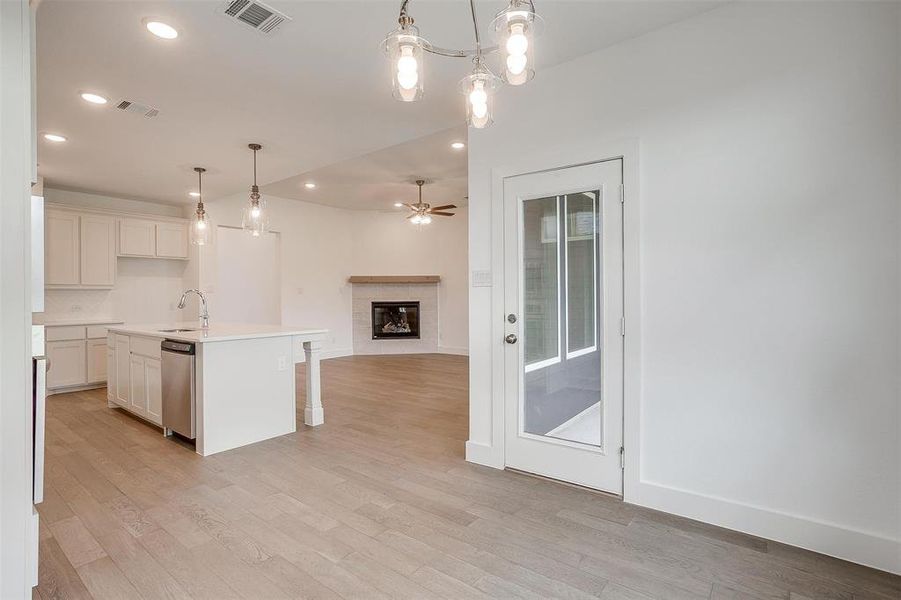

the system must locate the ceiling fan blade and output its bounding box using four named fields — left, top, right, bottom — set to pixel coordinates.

left=430, top=204, right=457, bottom=211
left=430, top=212, right=456, bottom=216
left=405, top=213, right=417, bottom=219
left=404, top=203, right=417, bottom=210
